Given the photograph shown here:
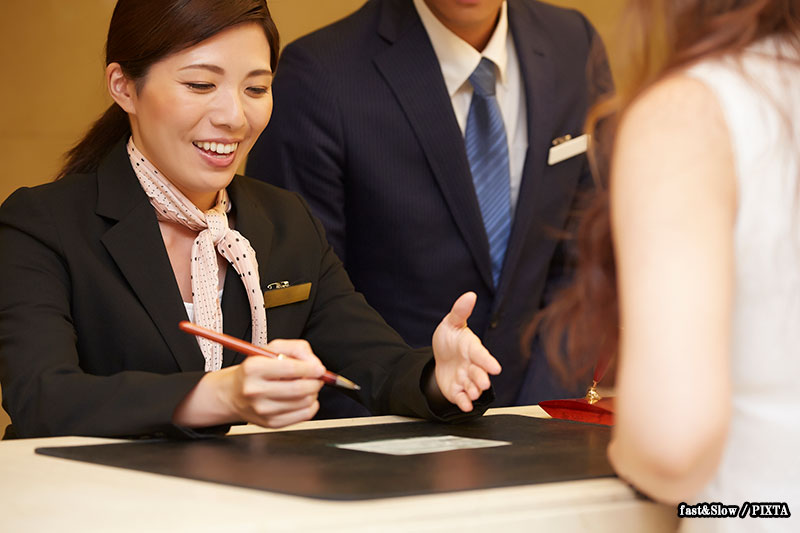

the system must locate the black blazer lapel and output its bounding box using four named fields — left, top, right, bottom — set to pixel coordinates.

left=223, top=177, right=275, bottom=366
left=95, top=143, right=205, bottom=372
left=496, top=0, right=566, bottom=301
left=374, top=0, right=495, bottom=291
